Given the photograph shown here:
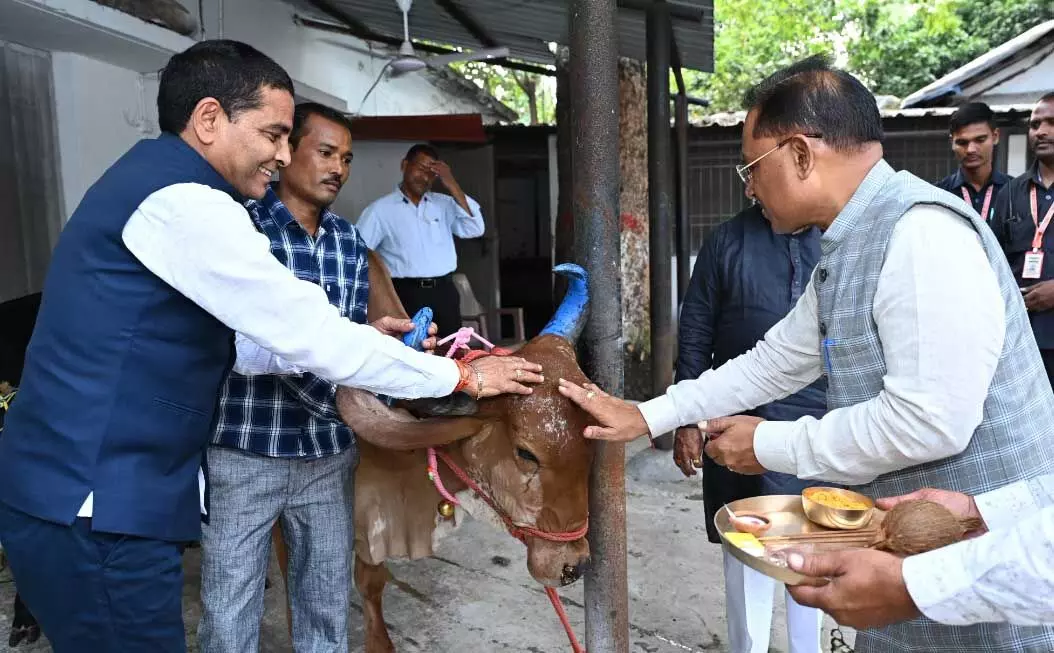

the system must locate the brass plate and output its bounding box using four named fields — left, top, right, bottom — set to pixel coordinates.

left=715, top=495, right=885, bottom=585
